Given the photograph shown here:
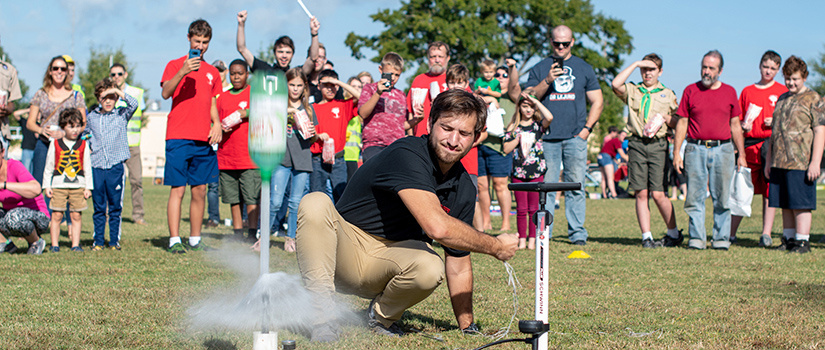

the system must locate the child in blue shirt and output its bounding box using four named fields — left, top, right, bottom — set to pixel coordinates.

left=85, top=78, right=137, bottom=250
